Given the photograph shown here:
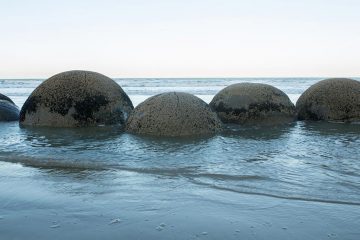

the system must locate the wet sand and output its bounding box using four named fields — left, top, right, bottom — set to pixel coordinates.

left=1, top=161, right=359, bottom=240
